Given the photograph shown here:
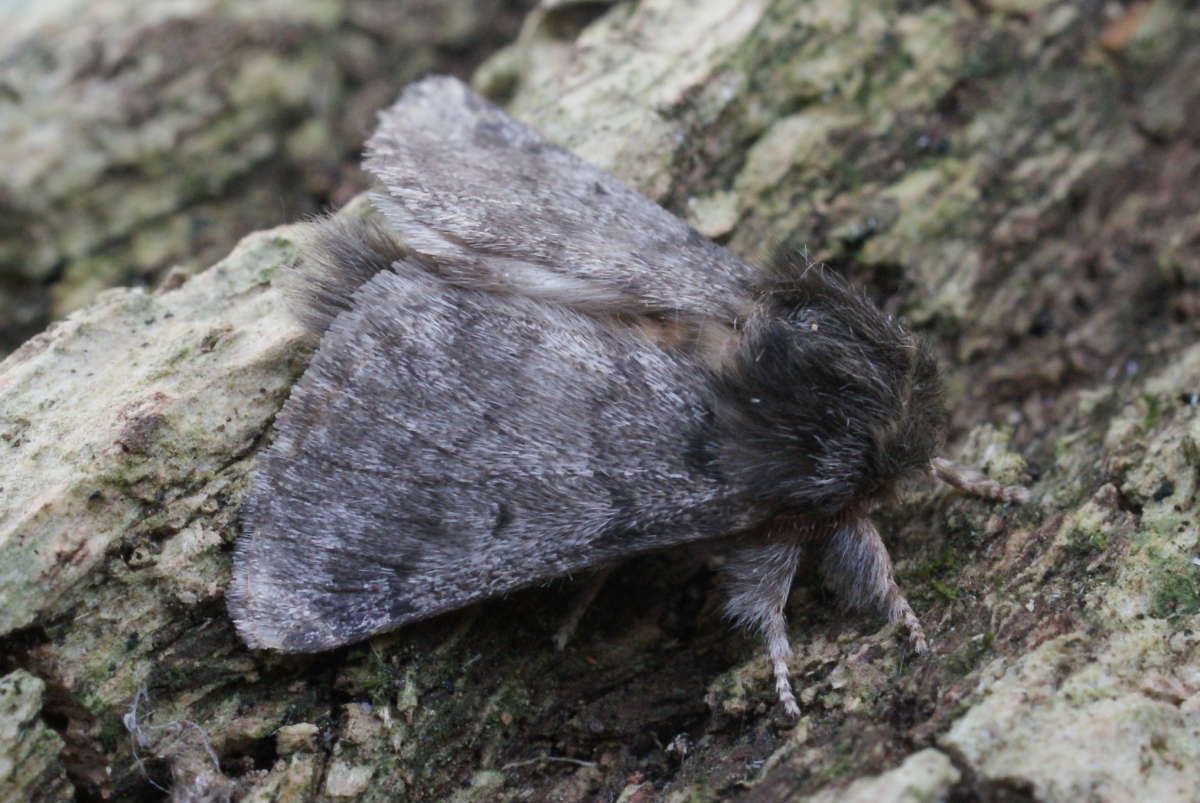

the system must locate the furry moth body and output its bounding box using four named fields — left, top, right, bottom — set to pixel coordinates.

left=228, top=76, right=1029, bottom=716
